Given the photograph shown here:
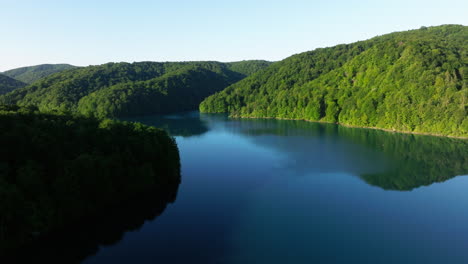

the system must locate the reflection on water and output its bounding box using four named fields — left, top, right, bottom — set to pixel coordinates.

left=2, top=184, right=179, bottom=263
left=149, top=112, right=467, bottom=190
left=213, top=116, right=468, bottom=190
left=89, top=112, right=468, bottom=263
